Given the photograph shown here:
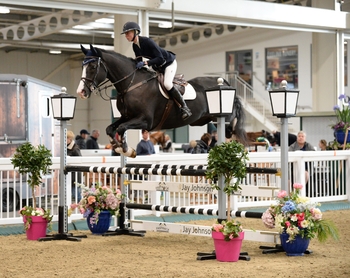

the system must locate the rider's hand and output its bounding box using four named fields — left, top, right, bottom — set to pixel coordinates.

left=136, top=61, right=145, bottom=69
